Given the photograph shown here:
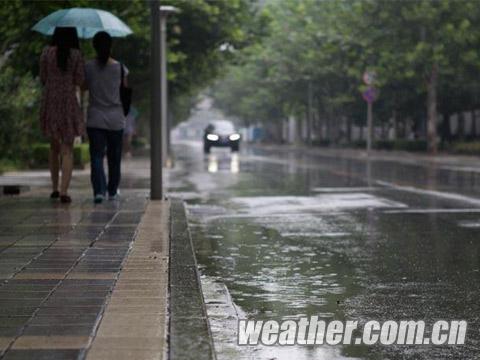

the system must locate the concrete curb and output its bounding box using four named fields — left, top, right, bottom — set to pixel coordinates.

left=169, top=199, right=216, bottom=360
